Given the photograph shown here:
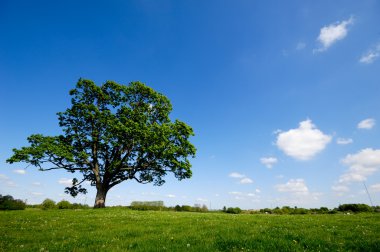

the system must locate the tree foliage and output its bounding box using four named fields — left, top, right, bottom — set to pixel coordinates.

left=7, top=79, right=196, bottom=207
left=41, top=199, right=56, bottom=210
left=0, top=195, right=26, bottom=210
